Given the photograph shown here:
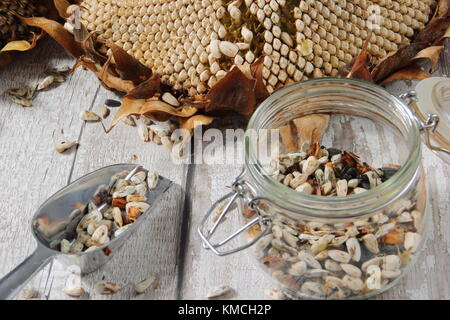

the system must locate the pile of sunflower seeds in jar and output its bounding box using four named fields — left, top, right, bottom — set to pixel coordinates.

left=249, top=142, right=425, bottom=299
left=270, top=141, right=401, bottom=196
left=55, top=168, right=159, bottom=253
